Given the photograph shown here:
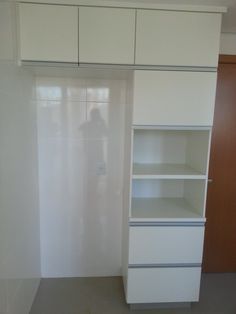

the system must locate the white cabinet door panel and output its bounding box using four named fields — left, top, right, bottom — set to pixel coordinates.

left=129, top=226, right=204, bottom=264
left=127, top=267, right=201, bottom=303
left=133, top=70, right=217, bottom=126
left=79, top=7, right=135, bottom=64
left=19, top=4, right=78, bottom=62
left=135, top=10, right=221, bottom=67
